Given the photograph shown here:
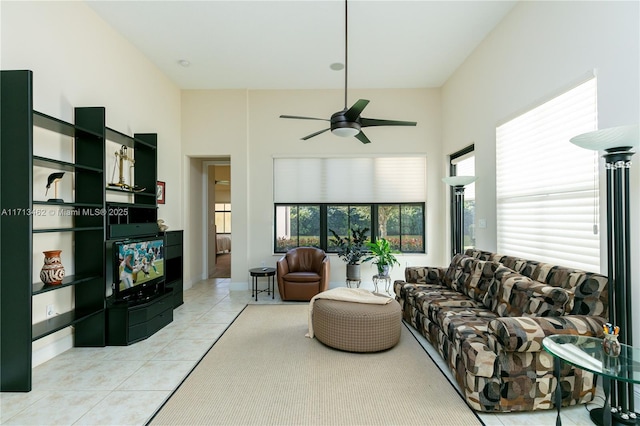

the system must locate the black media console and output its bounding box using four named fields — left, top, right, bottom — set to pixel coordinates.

left=106, top=289, right=173, bottom=346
